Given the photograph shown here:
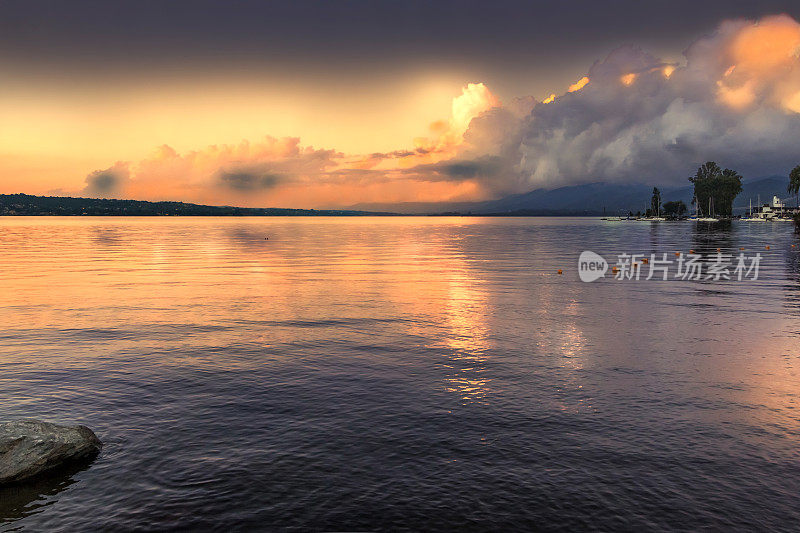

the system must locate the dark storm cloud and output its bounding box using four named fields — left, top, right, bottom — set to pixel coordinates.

left=218, top=171, right=283, bottom=191
left=513, top=16, right=800, bottom=188
left=81, top=162, right=130, bottom=197
left=369, top=150, right=417, bottom=159
left=435, top=158, right=506, bottom=179
left=2, top=0, right=799, bottom=82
